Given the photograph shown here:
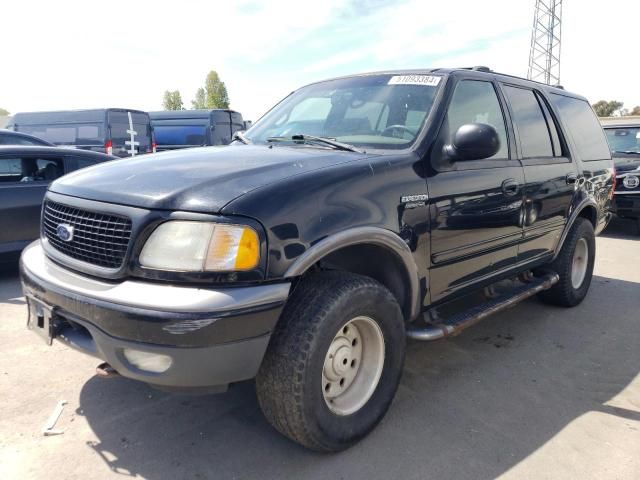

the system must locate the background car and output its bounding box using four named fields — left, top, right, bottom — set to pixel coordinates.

left=0, top=129, right=53, bottom=146
left=150, top=109, right=245, bottom=151
left=0, top=146, right=115, bottom=263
